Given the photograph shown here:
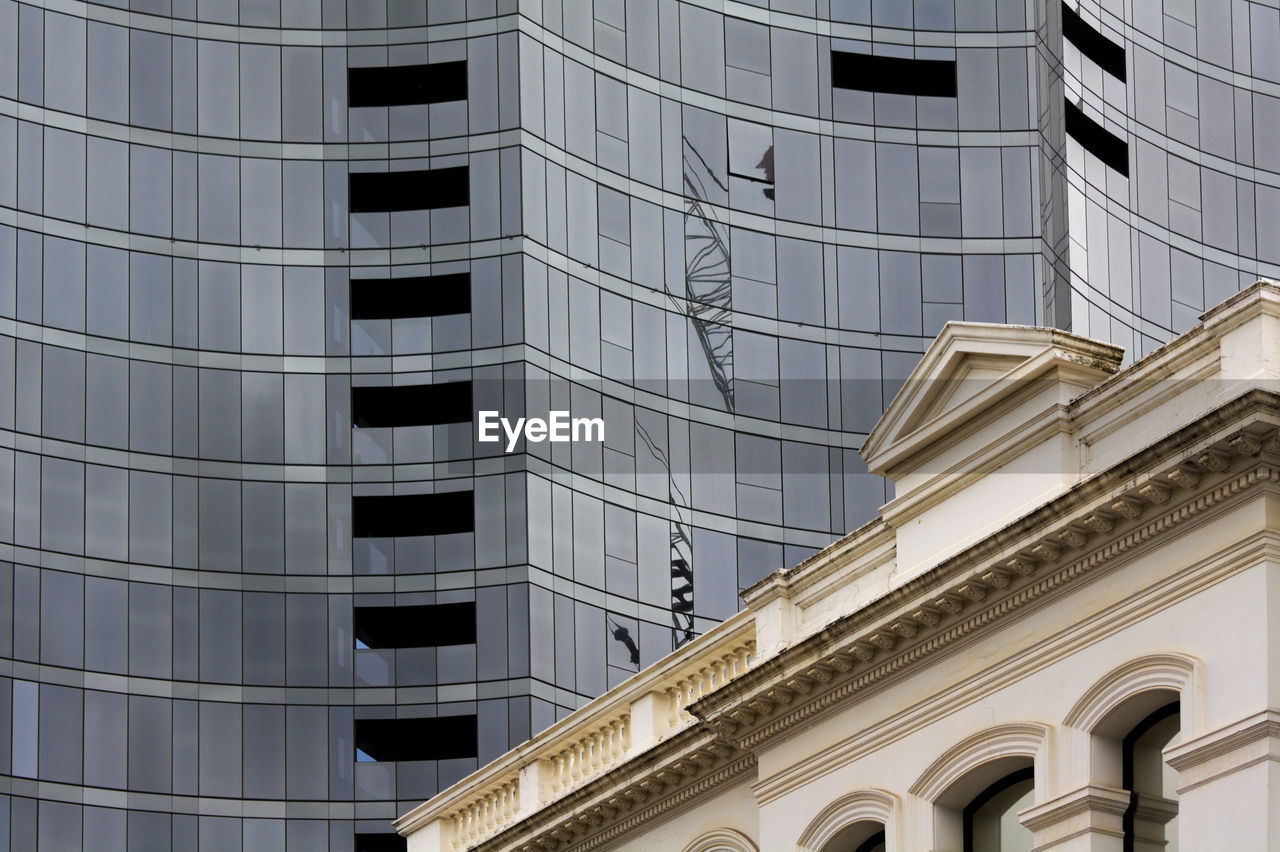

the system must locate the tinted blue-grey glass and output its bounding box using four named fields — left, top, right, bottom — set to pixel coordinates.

left=2, top=0, right=1277, bottom=846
